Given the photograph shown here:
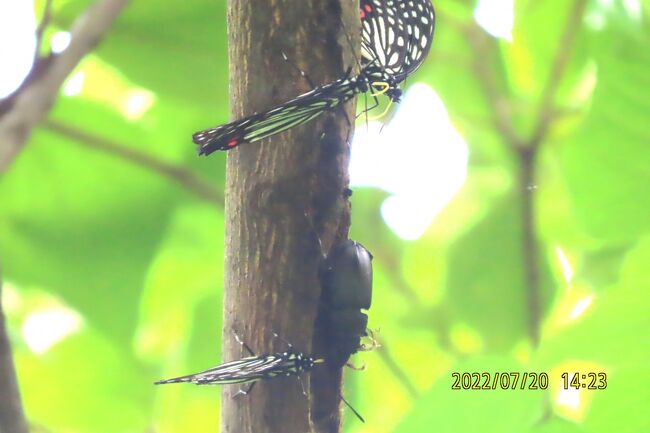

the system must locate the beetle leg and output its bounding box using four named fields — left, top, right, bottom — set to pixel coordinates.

left=345, top=360, right=367, bottom=371
left=232, top=381, right=256, bottom=399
